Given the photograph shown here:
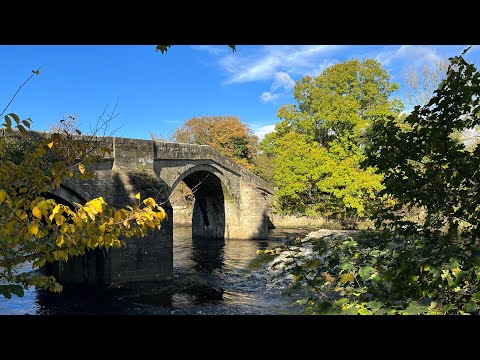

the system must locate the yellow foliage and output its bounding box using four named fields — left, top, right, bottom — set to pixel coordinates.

left=1, top=115, right=167, bottom=298
left=32, top=206, right=42, bottom=220
left=0, top=189, right=6, bottom=204
left=89, top=199, right=103, bottom=214
left=28, top=223, right=39, bottom=236
left=56, top=235, right=64, bottom=247
left=143, top=197, right=156, bottom=207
